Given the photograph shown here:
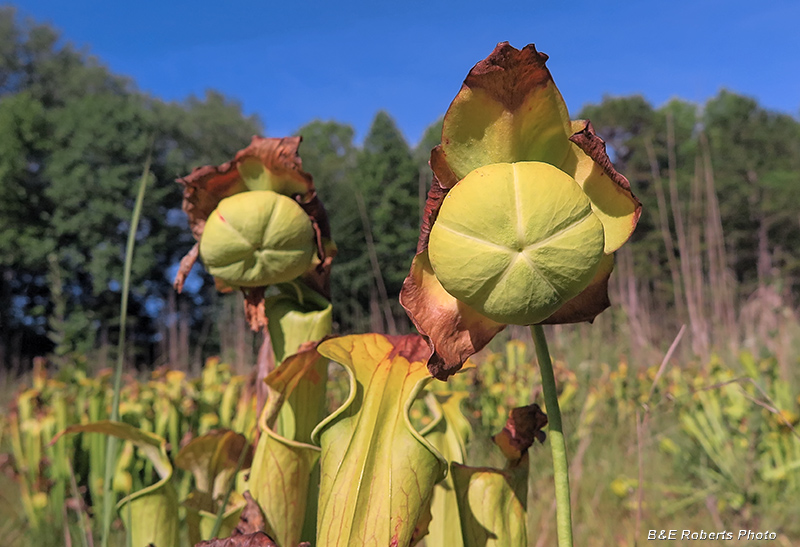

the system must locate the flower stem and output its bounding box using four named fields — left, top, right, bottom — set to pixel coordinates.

left=531, top=324, right=573, bottom=546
